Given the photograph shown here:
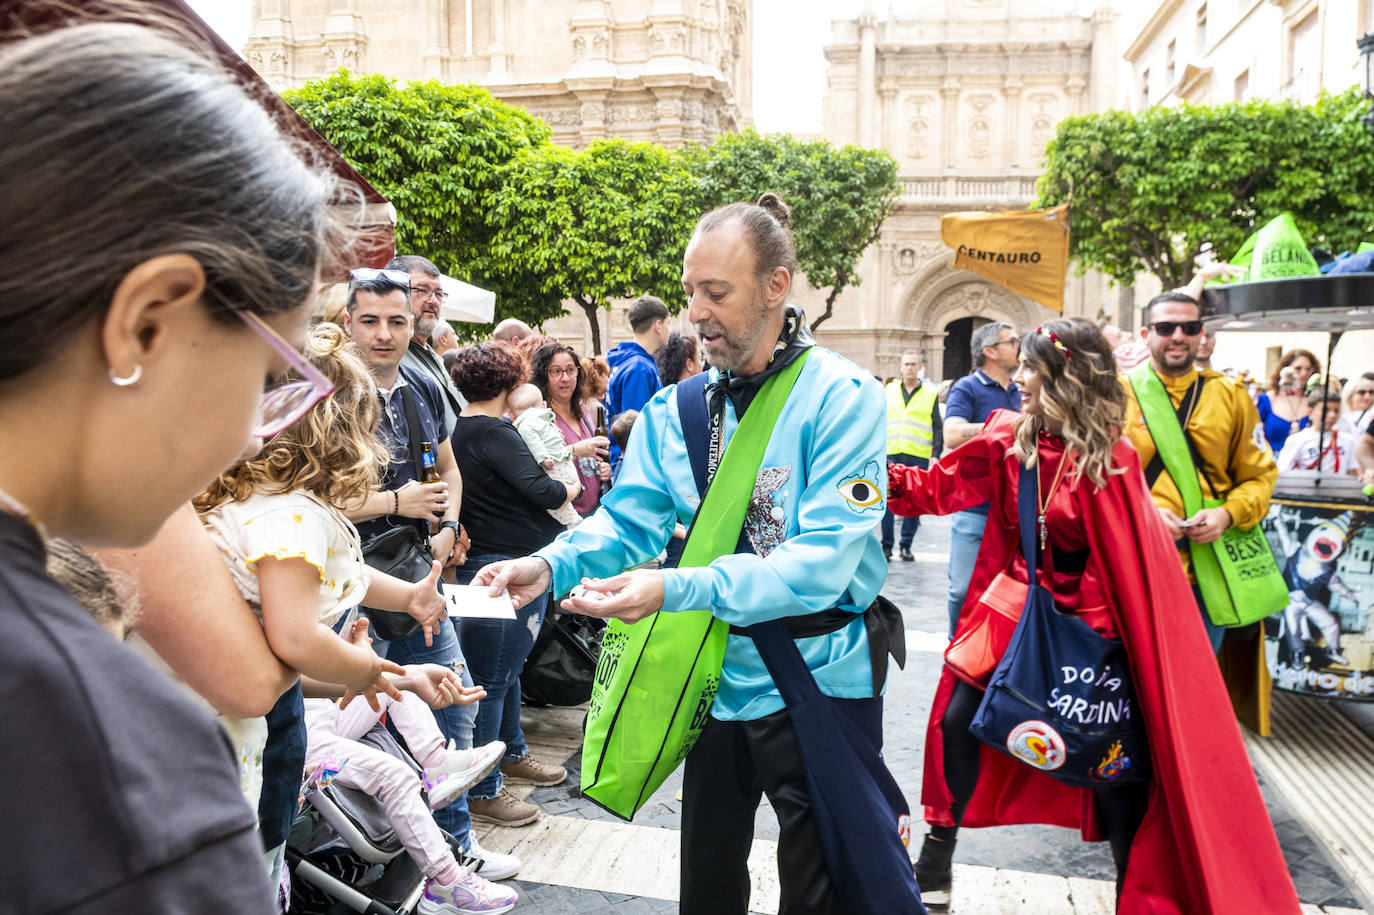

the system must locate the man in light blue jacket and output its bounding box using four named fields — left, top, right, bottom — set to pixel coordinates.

left=478, top=194, right=895, bottom=914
